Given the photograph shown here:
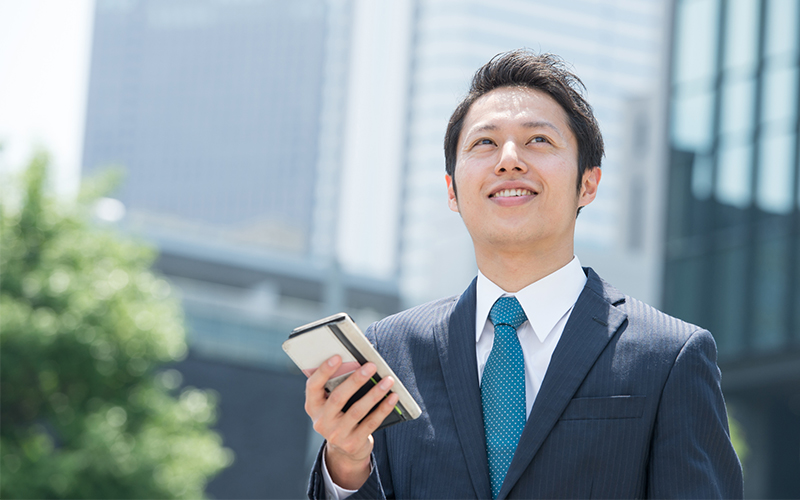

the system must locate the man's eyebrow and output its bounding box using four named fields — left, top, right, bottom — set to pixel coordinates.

left=468, top=120, right=565, bottom=137
left=521, top=120, right=562, bottom=132
left=471, top=124, right=499, bottom=133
